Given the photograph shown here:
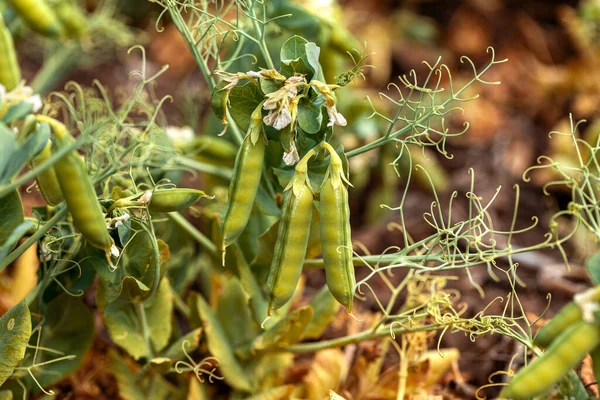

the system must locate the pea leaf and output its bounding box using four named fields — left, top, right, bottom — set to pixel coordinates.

left=586, top=252, right=600, bottom=285
left=244, top=385, right=295, bottom=400
left=30, top=295, right=94, bottom=390
left=216, top=276, right=259, bottom=348
left=302, top=285, right=340, bottom=340
left=195, top=294, right=254, bottom=392
left=1, top=101, right=34, bottom=124
left=103, top=278, right=173, bottom=360
left=211, top=80, right=230, bottom=129
left=228, top=82, right=264, bottom=132
left=0, top=220, right=33, bottom=261
left=280, top=36, right=320, bottom=81
left=0, top=190, right=24, bottom=251
left=108, top=349, right=175, bottom=400
left=239, top=306, right=313, bottom=356
left=0, top=122, right=48, bottom=186
left=161, top=328, right=202, bottom=361
left=0, top=301, right=32, bottom=386
left=297, top=101, right=323, bottom=134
